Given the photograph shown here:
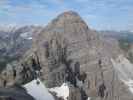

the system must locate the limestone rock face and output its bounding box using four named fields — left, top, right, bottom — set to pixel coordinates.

left=68, top=86, right=82, bottom=100
left=30, top=11, right=133, bottom=100
left=30, top=11, right=132, bottom=100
